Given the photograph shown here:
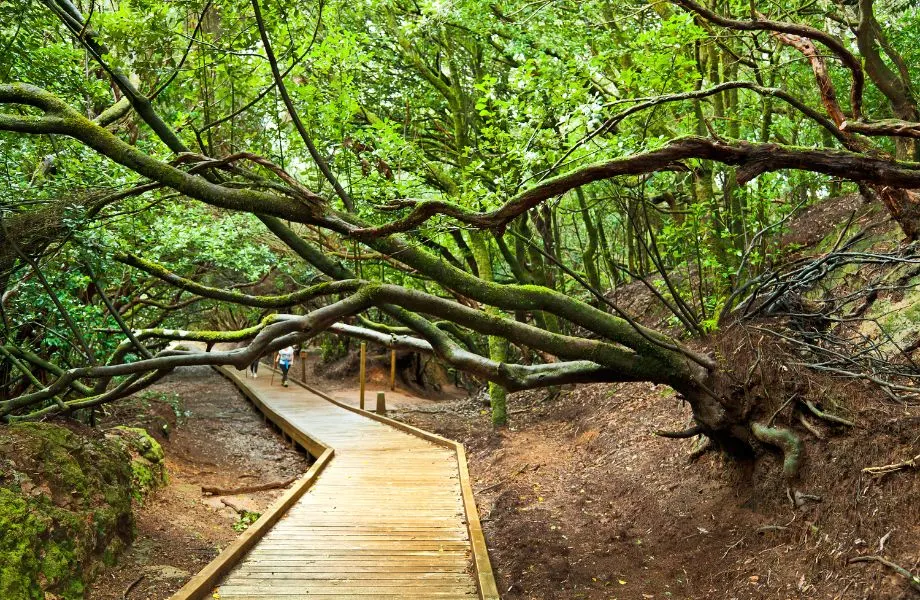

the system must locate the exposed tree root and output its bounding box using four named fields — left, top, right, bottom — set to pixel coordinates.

left=797, top=413, right=825, bottom=439
left=654, top=425, right=703, bottom=438
left=687, top=436, right=713, bottom=462
left=788, top=488, right=822, bottom=508
left=849, top=555, right=920, bottom=592
left=752, top=423, right=804, bottom=479
left=801, top=399, right=855, bottom=427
